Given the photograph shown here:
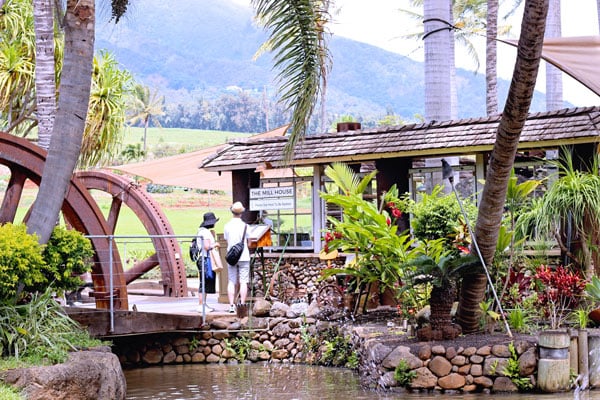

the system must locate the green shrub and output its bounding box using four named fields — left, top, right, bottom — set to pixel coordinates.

left=41, top=226, right=94, bottom=293
left=0, top=224, right=93, bottom=302
left=0, top=224, right=46, bottom=301
left=409, top=185, right=477, bottom=248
